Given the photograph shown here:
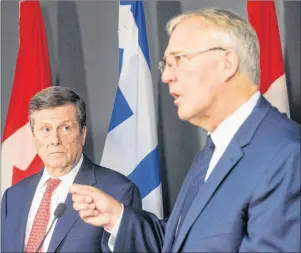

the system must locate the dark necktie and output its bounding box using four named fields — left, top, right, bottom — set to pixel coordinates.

left=179, top=135, right=215, bottom=224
